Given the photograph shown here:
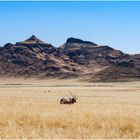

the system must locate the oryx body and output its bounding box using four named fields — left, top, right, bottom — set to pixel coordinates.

left=60, top=92, right=78, bottom=104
